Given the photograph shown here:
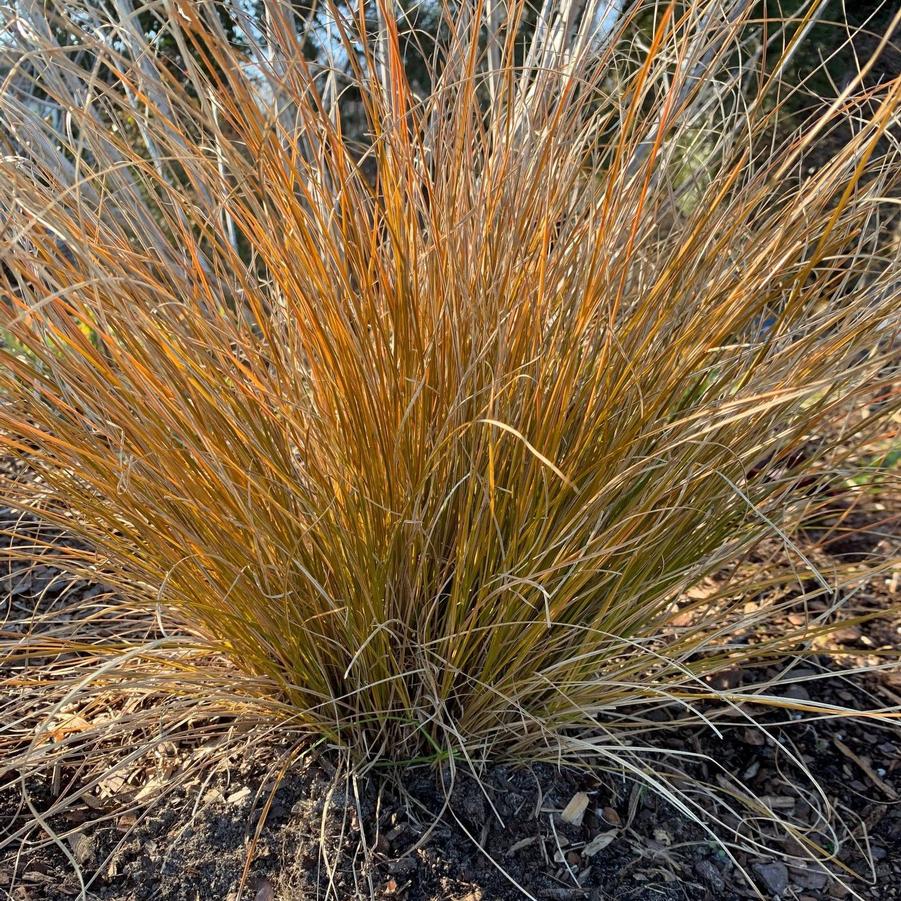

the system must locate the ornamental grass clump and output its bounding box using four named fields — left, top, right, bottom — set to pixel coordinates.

left=0, top=0, right=898, bottom=844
